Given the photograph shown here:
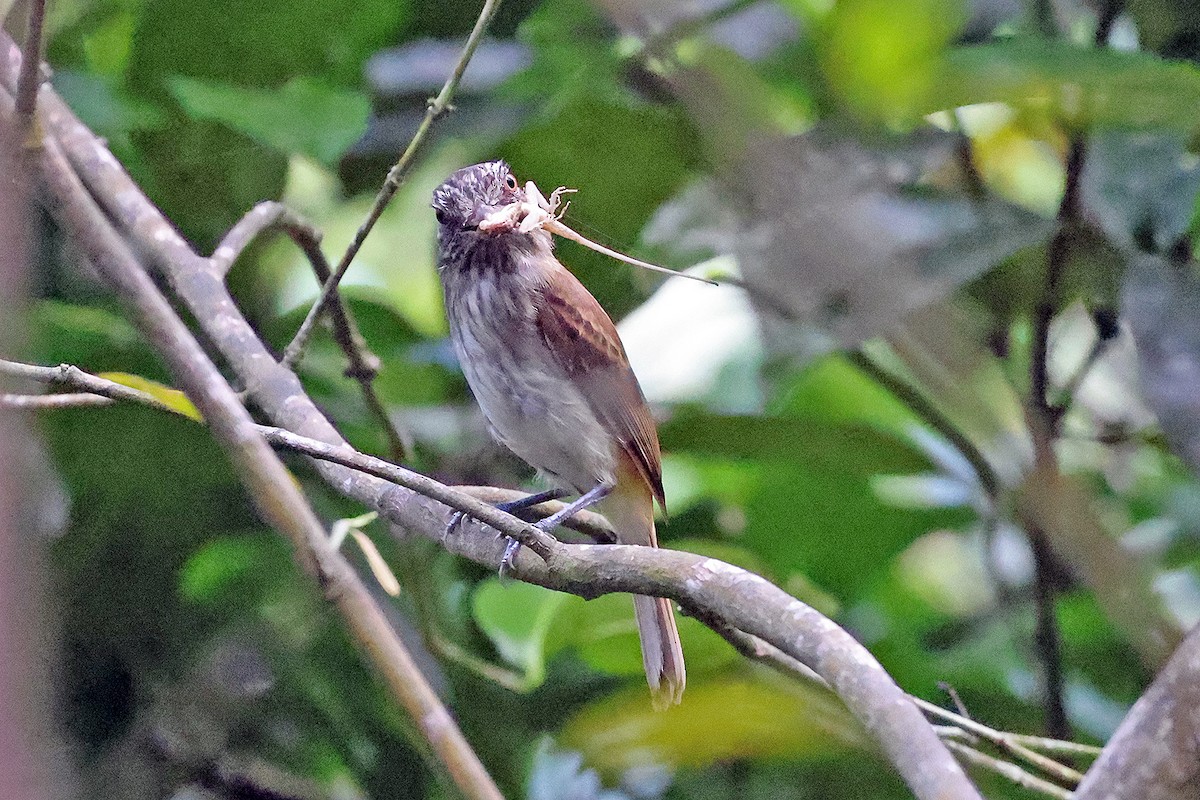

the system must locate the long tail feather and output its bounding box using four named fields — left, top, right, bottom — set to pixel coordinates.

left=599, top=464, right=686, bottom=708
left=633, top=593, right=686, bottom=709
